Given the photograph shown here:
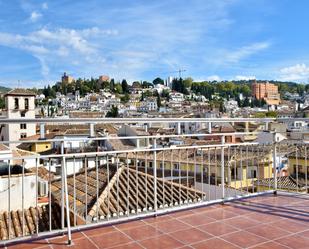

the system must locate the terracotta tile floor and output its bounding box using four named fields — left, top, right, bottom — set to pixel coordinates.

left=3, top=192, right=309, bottom=249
